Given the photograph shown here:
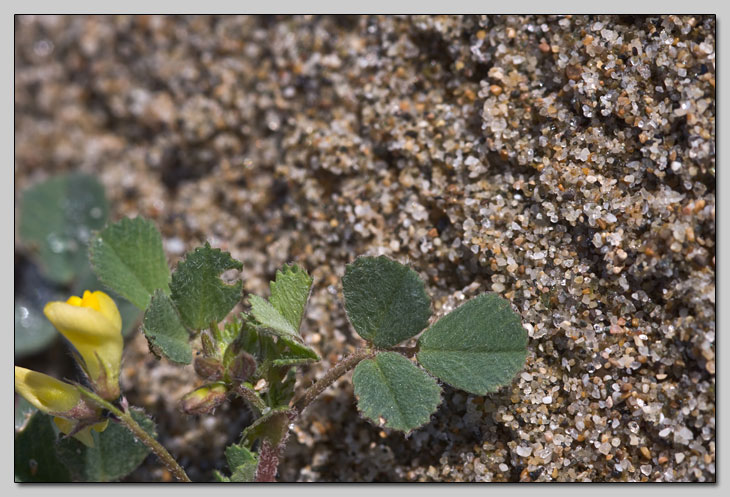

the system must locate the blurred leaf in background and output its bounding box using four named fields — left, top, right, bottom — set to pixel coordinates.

left=20, top=172, right=108, bottom=285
